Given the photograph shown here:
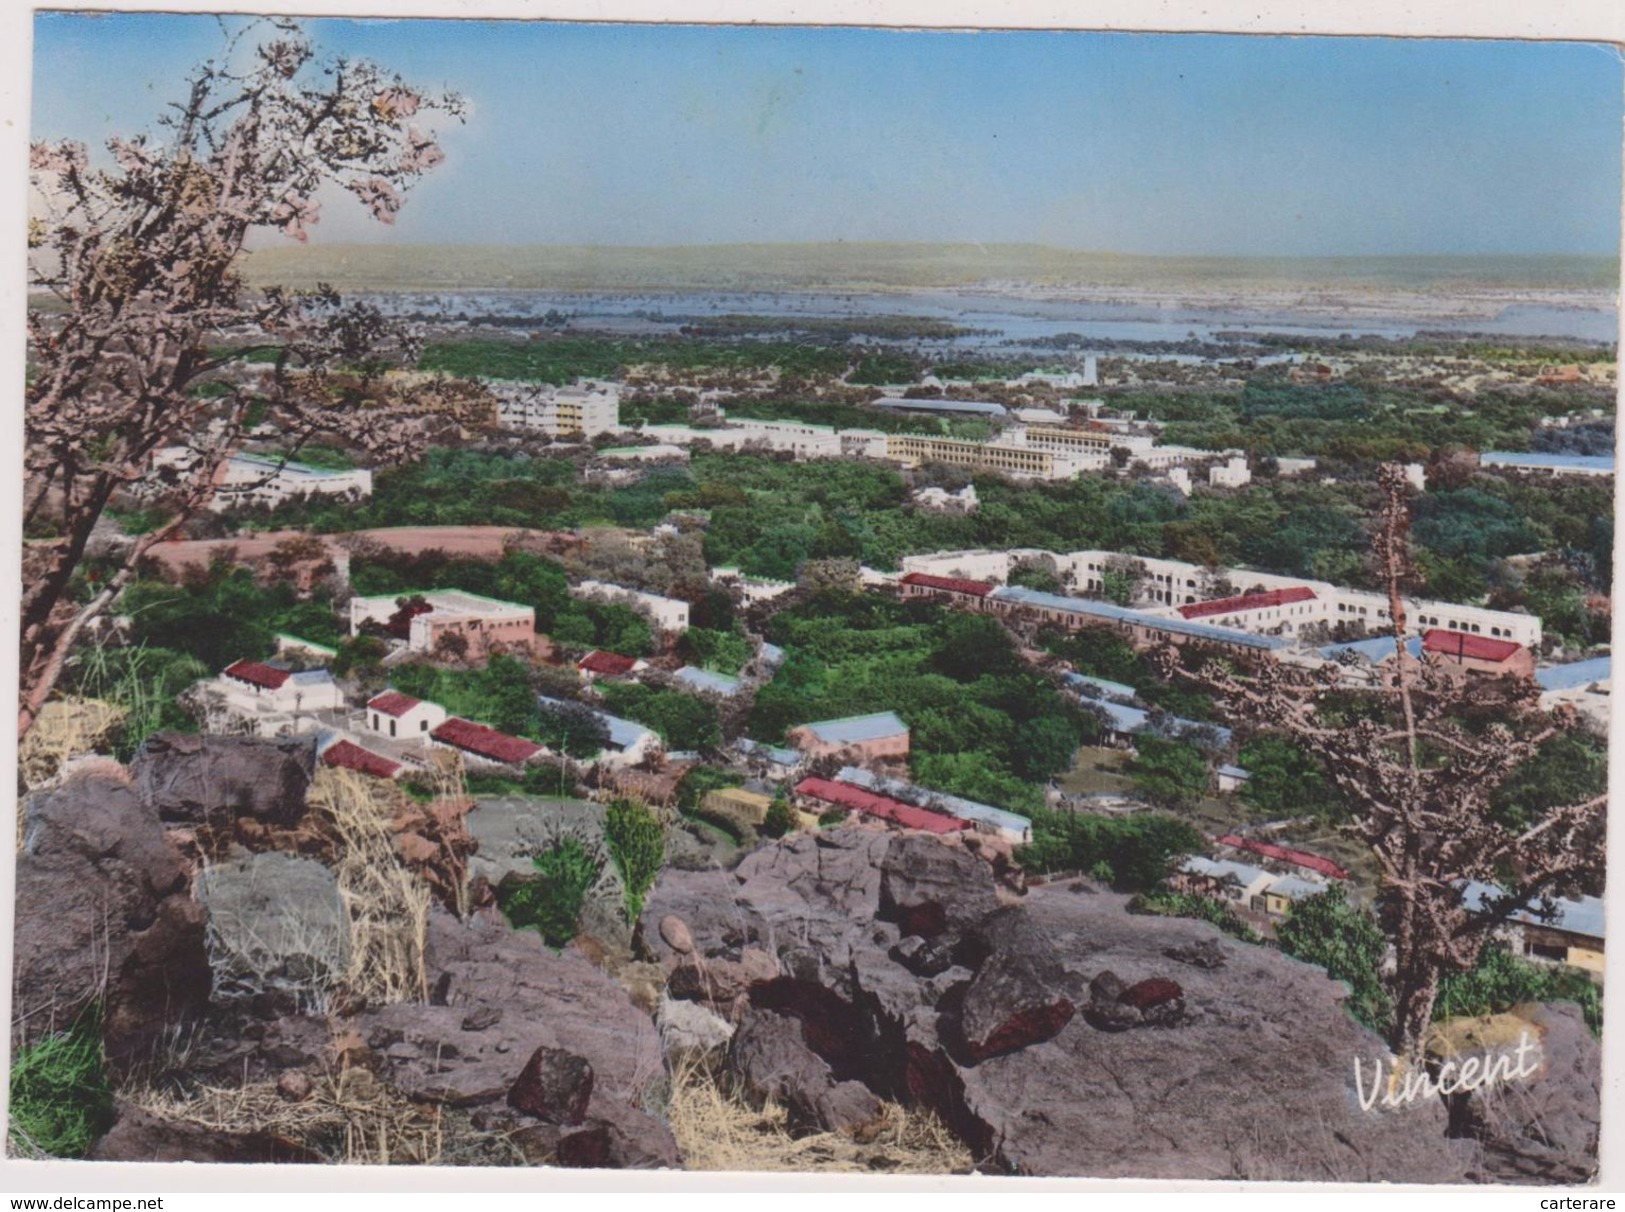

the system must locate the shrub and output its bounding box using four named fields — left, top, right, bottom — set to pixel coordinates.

left=1436, top=943, right=1602, bottom=1036
left=1127, top=887, right=1261, bottom=944
left=604, top=798, right=666, bottom=921
left=1019, top=809, right=1201, bottom=891
left=760, top=796, right=796, bottom=839
left=8, top=1009, right=114, bottom=1158
left=498, top=837, right=602, bottom=949
left=1276, top=884, right=1393, bottom=1034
